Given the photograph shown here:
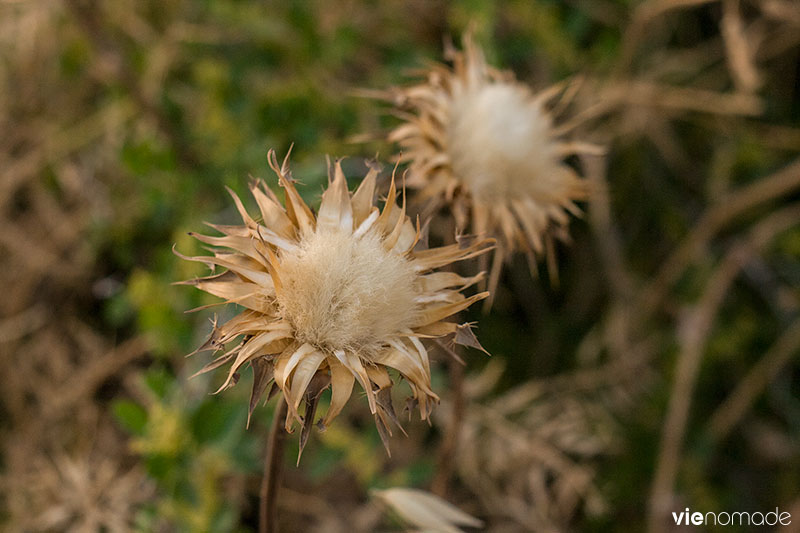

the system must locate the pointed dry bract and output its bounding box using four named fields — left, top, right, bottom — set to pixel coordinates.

left=177, top=151, right=493, bottom=454
left=381, top=34, right=599, bottom=299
